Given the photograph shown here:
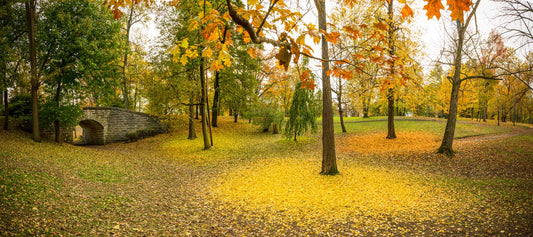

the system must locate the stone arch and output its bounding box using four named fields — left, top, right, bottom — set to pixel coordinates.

left=79, top=119, right=105, bottom=145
